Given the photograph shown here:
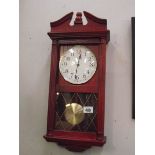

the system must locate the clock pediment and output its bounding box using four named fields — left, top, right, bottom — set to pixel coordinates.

left=48, top=11, right=110, bottom=43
